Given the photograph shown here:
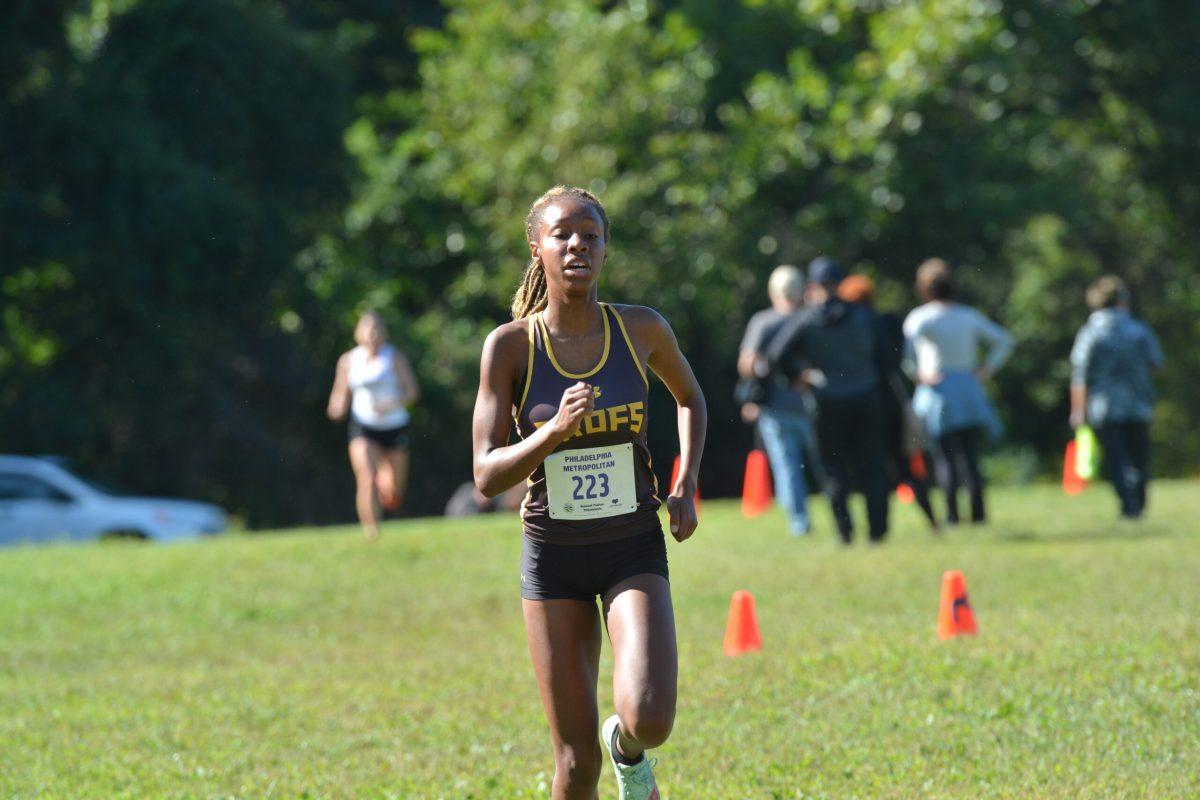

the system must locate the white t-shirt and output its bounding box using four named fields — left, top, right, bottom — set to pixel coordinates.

left=902, top=302, right=1013, bottom=377
left=348, top=344, right=410, bottom=429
